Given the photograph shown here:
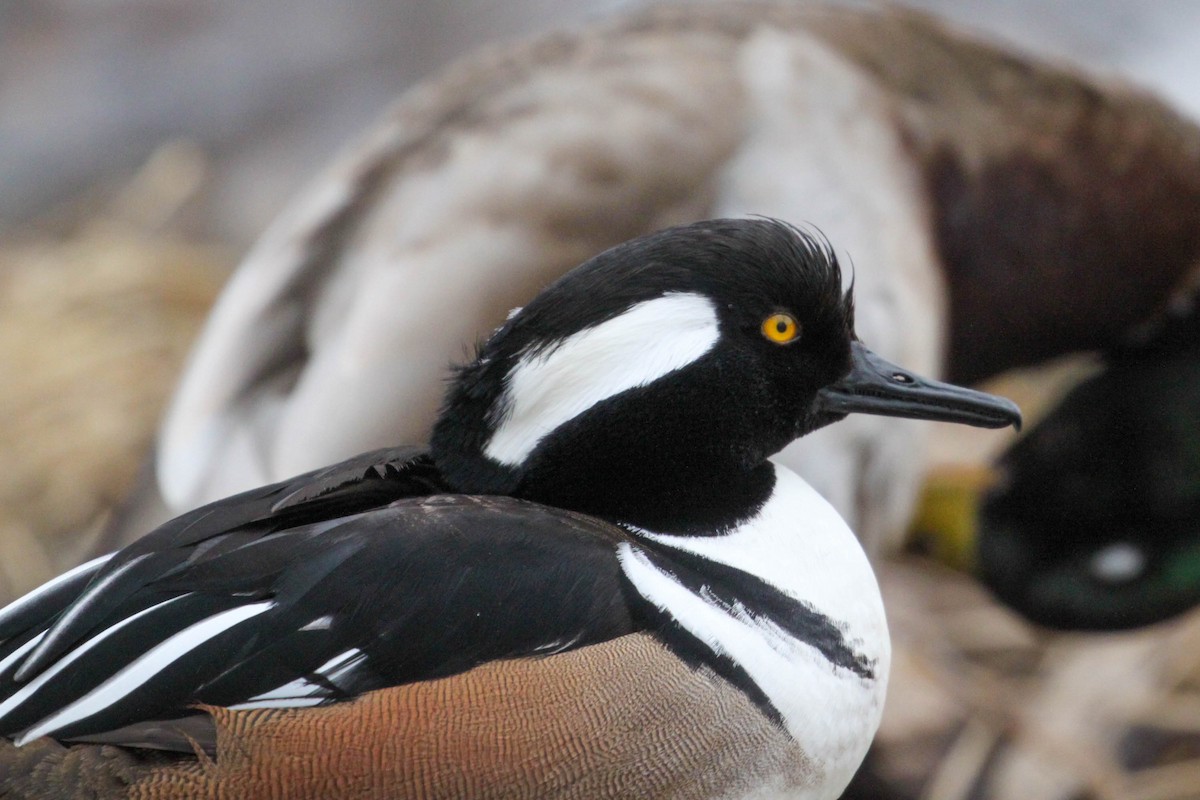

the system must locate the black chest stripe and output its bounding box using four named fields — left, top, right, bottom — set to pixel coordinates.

left=622, top=579, right=785, bottom=729
left=630, top=540, right=875, bottom=680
